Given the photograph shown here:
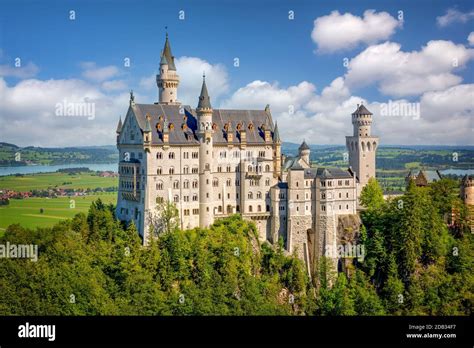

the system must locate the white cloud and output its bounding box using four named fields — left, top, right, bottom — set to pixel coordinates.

left=220, top=77, right=473, bottom=146
left=138, top=56, right=229, bottom=107
left=311, top=10, right=401, bottom=53
left=80, top=62, right=120, bottom=82
left=220, top=80, right=315, bottom=113
left=0, top=77, right=128, bottom=147
left=101, top=80, right=127, bottom=91
left=0, top=61, right=39, bottom=79
left=437, top=8, right=474, bottom=27
left=468, top=32, right=474, bottom=46
left=344, top=40, right=474, bottom=97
